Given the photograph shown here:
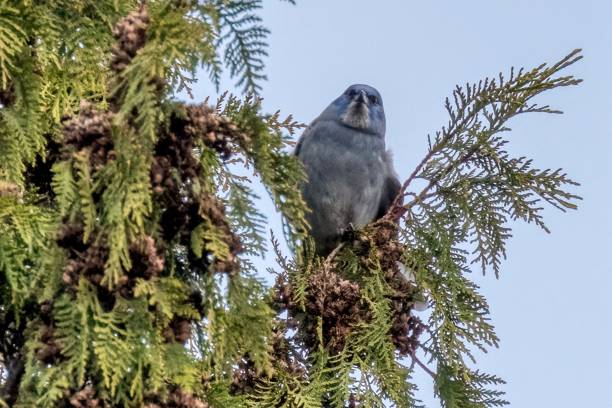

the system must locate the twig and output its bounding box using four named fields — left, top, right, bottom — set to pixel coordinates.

left=322, top=242, right=345, bottom=271
left=410, top=352, right=436, bottom=379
